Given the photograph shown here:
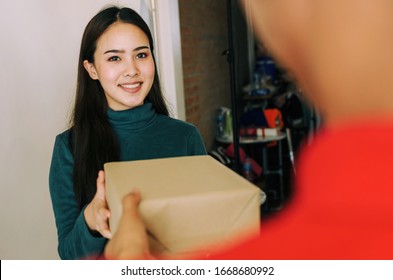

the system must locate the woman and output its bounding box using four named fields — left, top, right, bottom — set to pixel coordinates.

left=49, top=6, right=206, bottom=260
